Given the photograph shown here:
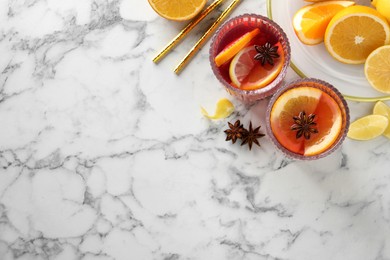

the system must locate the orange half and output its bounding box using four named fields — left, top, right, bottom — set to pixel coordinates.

left=148, top=0, right=206, bottom=21
left=324, top=5, right=390, bottom=64
left=229, top=42, right=284, bottom=90
left=293, top=1, right=355, bottom=45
